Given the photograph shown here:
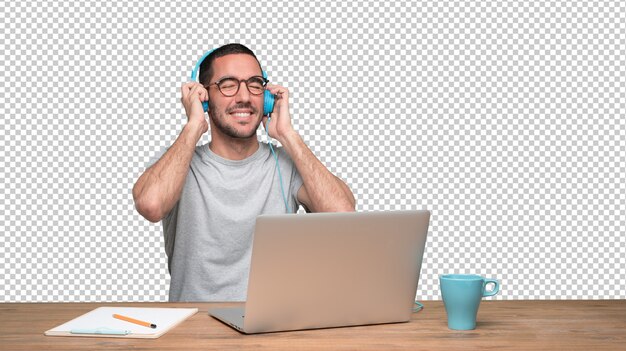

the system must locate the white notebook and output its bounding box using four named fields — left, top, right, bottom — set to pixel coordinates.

left=44, top=306, right=198, bottom=339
